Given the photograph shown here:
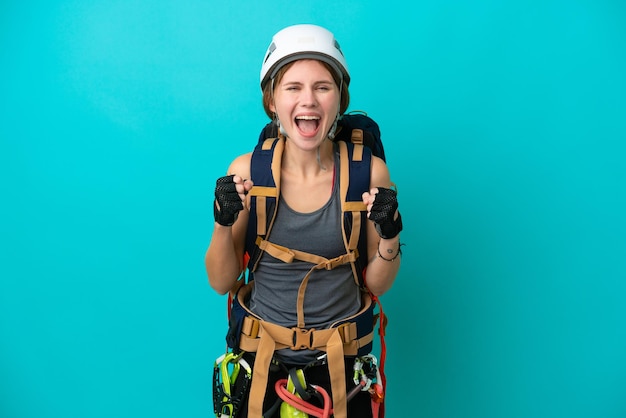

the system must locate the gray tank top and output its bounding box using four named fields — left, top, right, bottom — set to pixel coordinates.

left=248, top=151, right=362, bottom=364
